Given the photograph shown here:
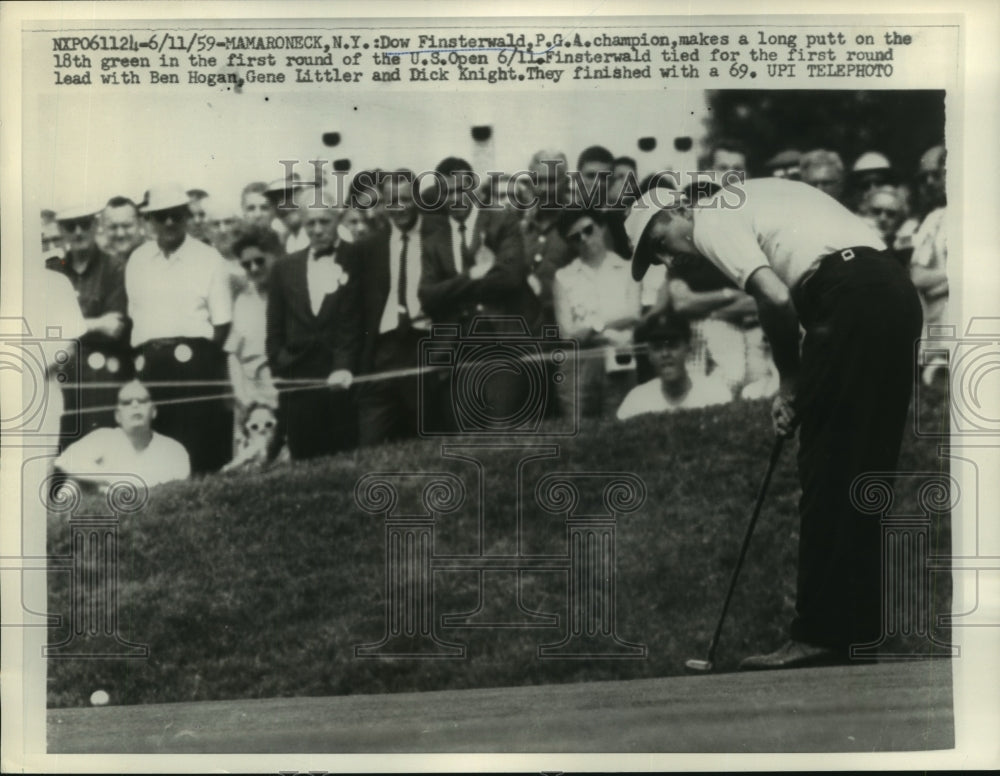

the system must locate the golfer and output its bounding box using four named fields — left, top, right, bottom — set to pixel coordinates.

left=626, top=178, right=923, bottom=669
